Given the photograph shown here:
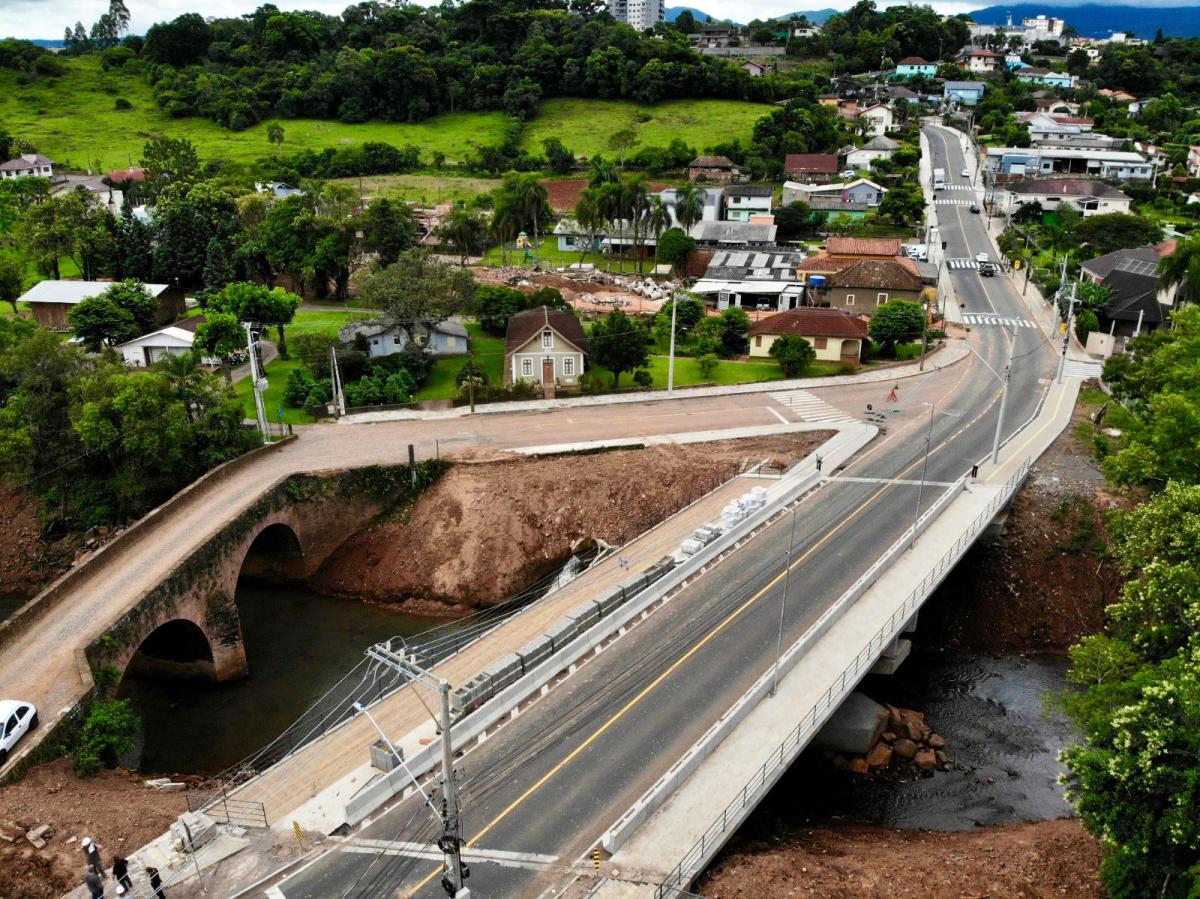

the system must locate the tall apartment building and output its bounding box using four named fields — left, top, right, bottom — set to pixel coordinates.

left=608, top=0, right=665, bottom=32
